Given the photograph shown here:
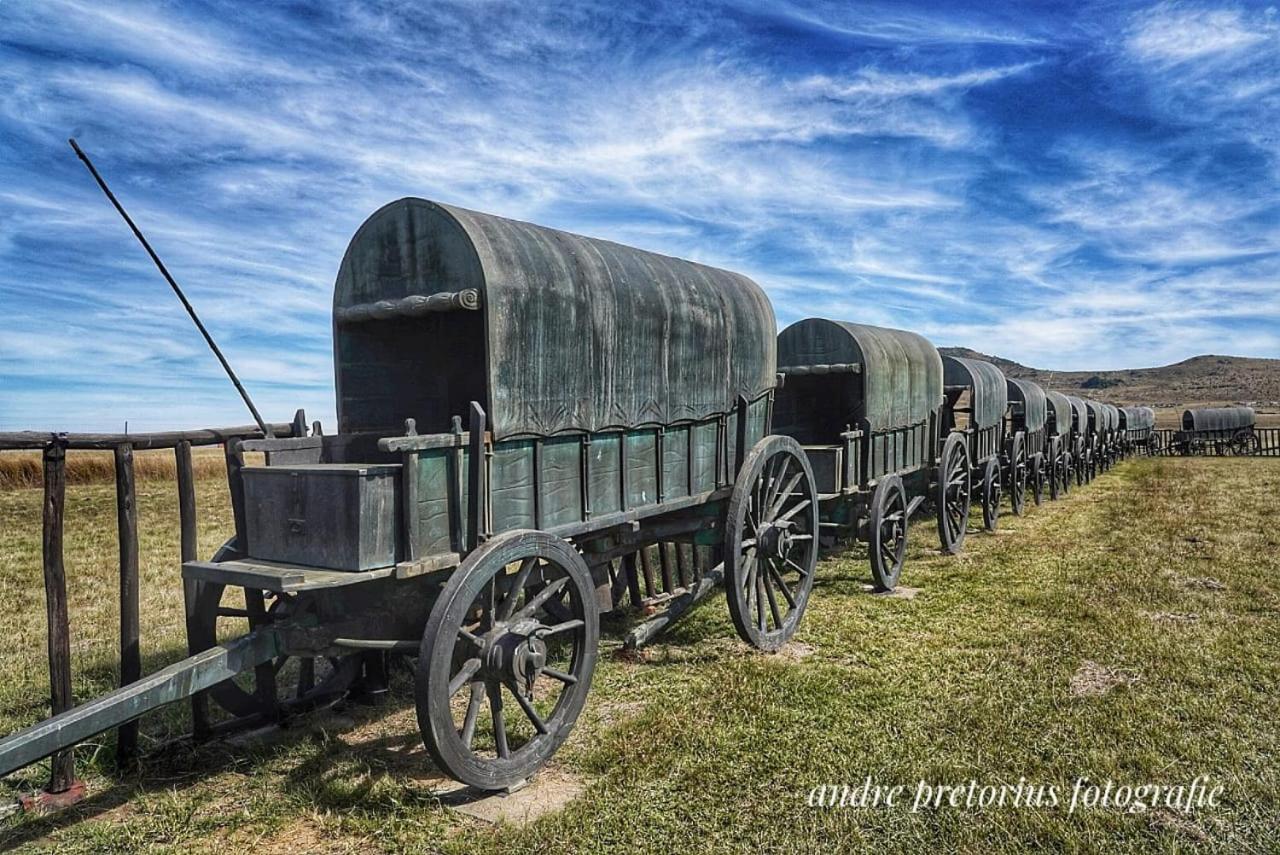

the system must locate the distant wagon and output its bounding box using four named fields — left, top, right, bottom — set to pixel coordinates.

left=1083, top=399, right=1108, bottom=480
left=1103, top=403, right=1123, bottom=465
left=1044, top=390, right=1075, bottom=498
left=0, top=199, right=822, bottom=792
left=772, top=319, right=951, bottom=591
left=942, top=355, right=1010, bottom=531
left=1005, top=378, right=1049, bottom=509
left=1118, top=406, right=1157, bottom=456
left=1064, top=395, right=1091, bottom=486
left=1173, top=406, right=1258, bottom=456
